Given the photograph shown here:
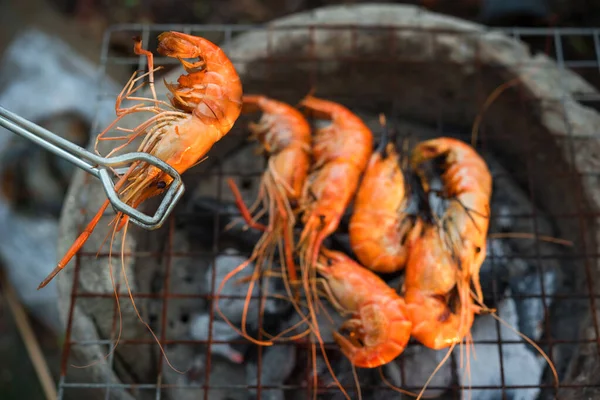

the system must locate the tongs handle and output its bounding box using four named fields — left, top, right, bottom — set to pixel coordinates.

left=0, top=105, right=184, bottom=230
